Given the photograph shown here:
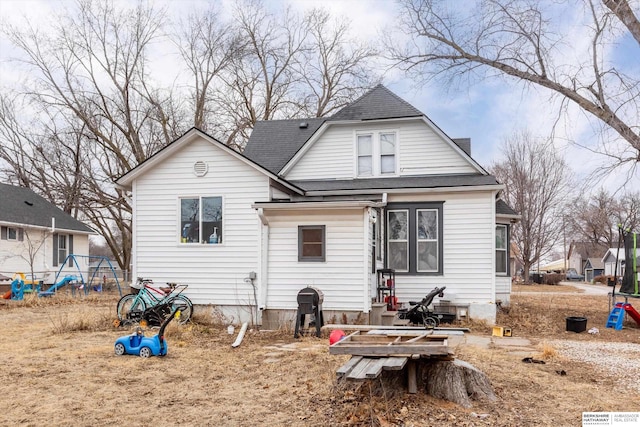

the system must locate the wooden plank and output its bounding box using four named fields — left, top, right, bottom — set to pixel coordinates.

left=329, top=343, right=449, bottom=357
left=322, top=324, right=470, bottom=333
left=381, top=357, right=408, bottom=370
left=347, top=358, right=380, bottom=381
left=407, top=361, right=417, bottom=394
left=364, top=358, right=387, bottom=378
left=336, top=356, right=363, bottom=377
